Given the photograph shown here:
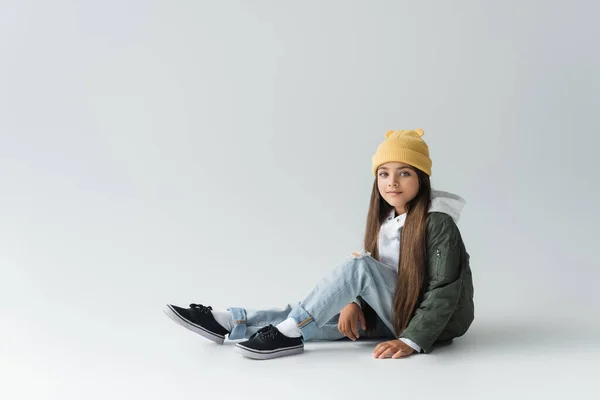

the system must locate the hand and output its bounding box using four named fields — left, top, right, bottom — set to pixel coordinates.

left=337, top=302, right=366, bottom=341
left=372, top=340, right=416, bottom=359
